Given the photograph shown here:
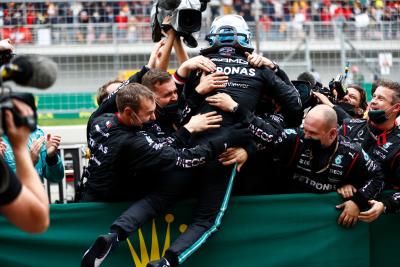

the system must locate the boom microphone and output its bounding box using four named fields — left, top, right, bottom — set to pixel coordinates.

left=0, top=55, right=57, bottom=89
